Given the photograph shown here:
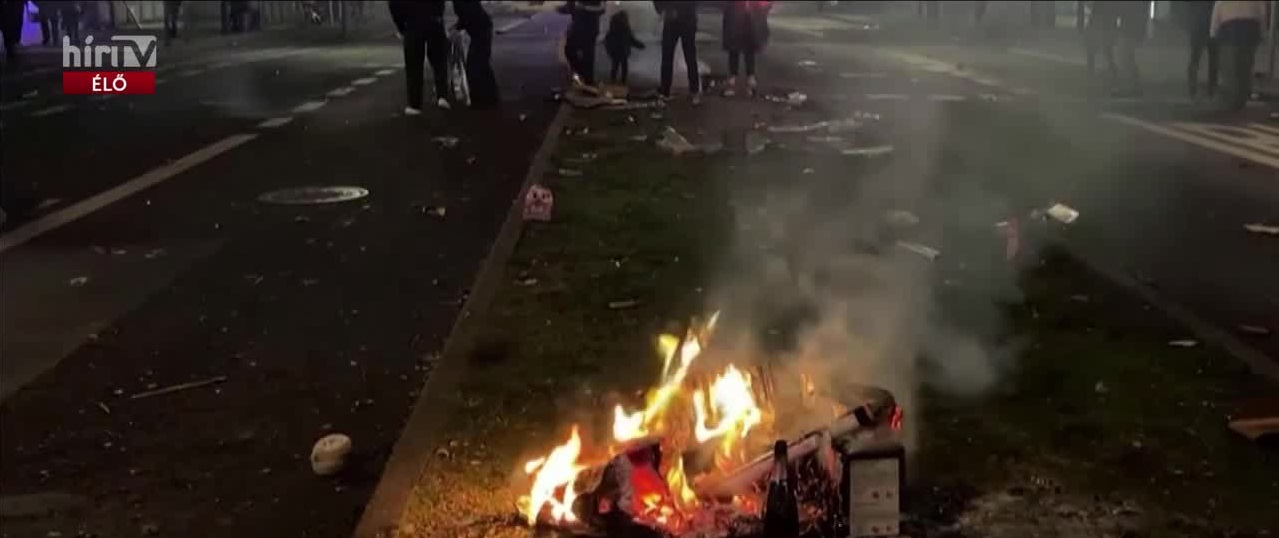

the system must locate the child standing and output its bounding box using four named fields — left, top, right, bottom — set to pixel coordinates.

left=604, top=10, right=645, bottom=84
